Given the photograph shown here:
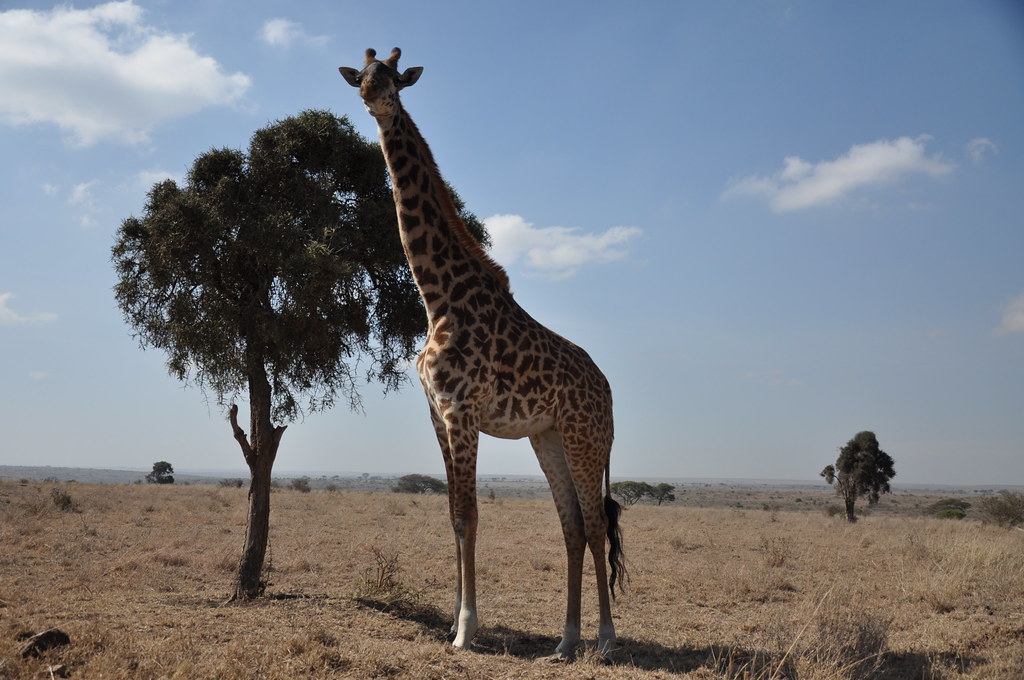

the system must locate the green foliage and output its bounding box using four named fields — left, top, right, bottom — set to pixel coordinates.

left=821, top=431, right=895, bottom=522
left=926, top=498, right=971, bottom=518
left=113, top=109, right=488, bottom=423
left=391, top=474, right=447, bottom=494
left=977, top=491, right=1024, bottom=528
left=146, top=461, right=175, bottom=485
